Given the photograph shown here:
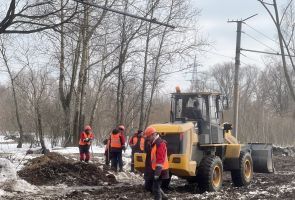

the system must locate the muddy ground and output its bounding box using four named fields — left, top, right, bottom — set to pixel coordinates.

left=4, top=151, right=295, bottom=200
